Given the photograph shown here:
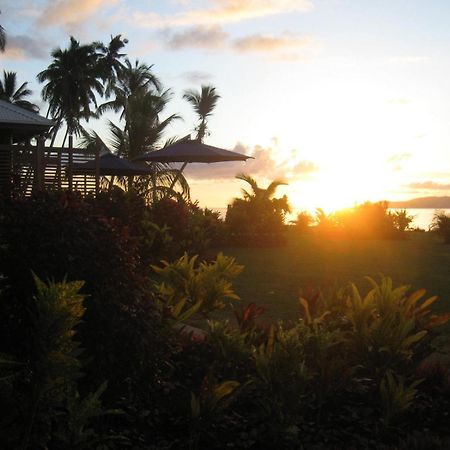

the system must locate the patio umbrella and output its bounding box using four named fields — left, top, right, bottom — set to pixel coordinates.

left=72, top=152, right=153, bottom=176
left=134, top=139, right=252, bottom=164
left=134, top=139, right=252, bottom=188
